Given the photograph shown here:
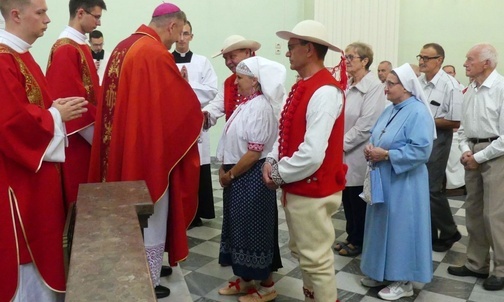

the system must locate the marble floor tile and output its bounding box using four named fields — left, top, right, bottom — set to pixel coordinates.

left=162, top=160, right=487, bottom=301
